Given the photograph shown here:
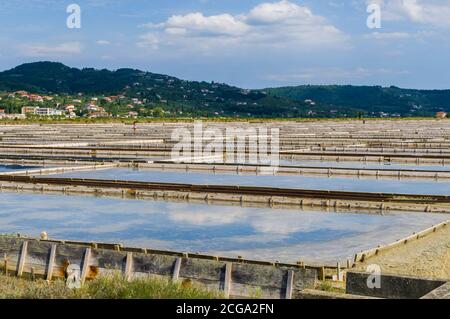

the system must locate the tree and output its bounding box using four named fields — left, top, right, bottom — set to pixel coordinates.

left=152, top=107, right=165, bottom=117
